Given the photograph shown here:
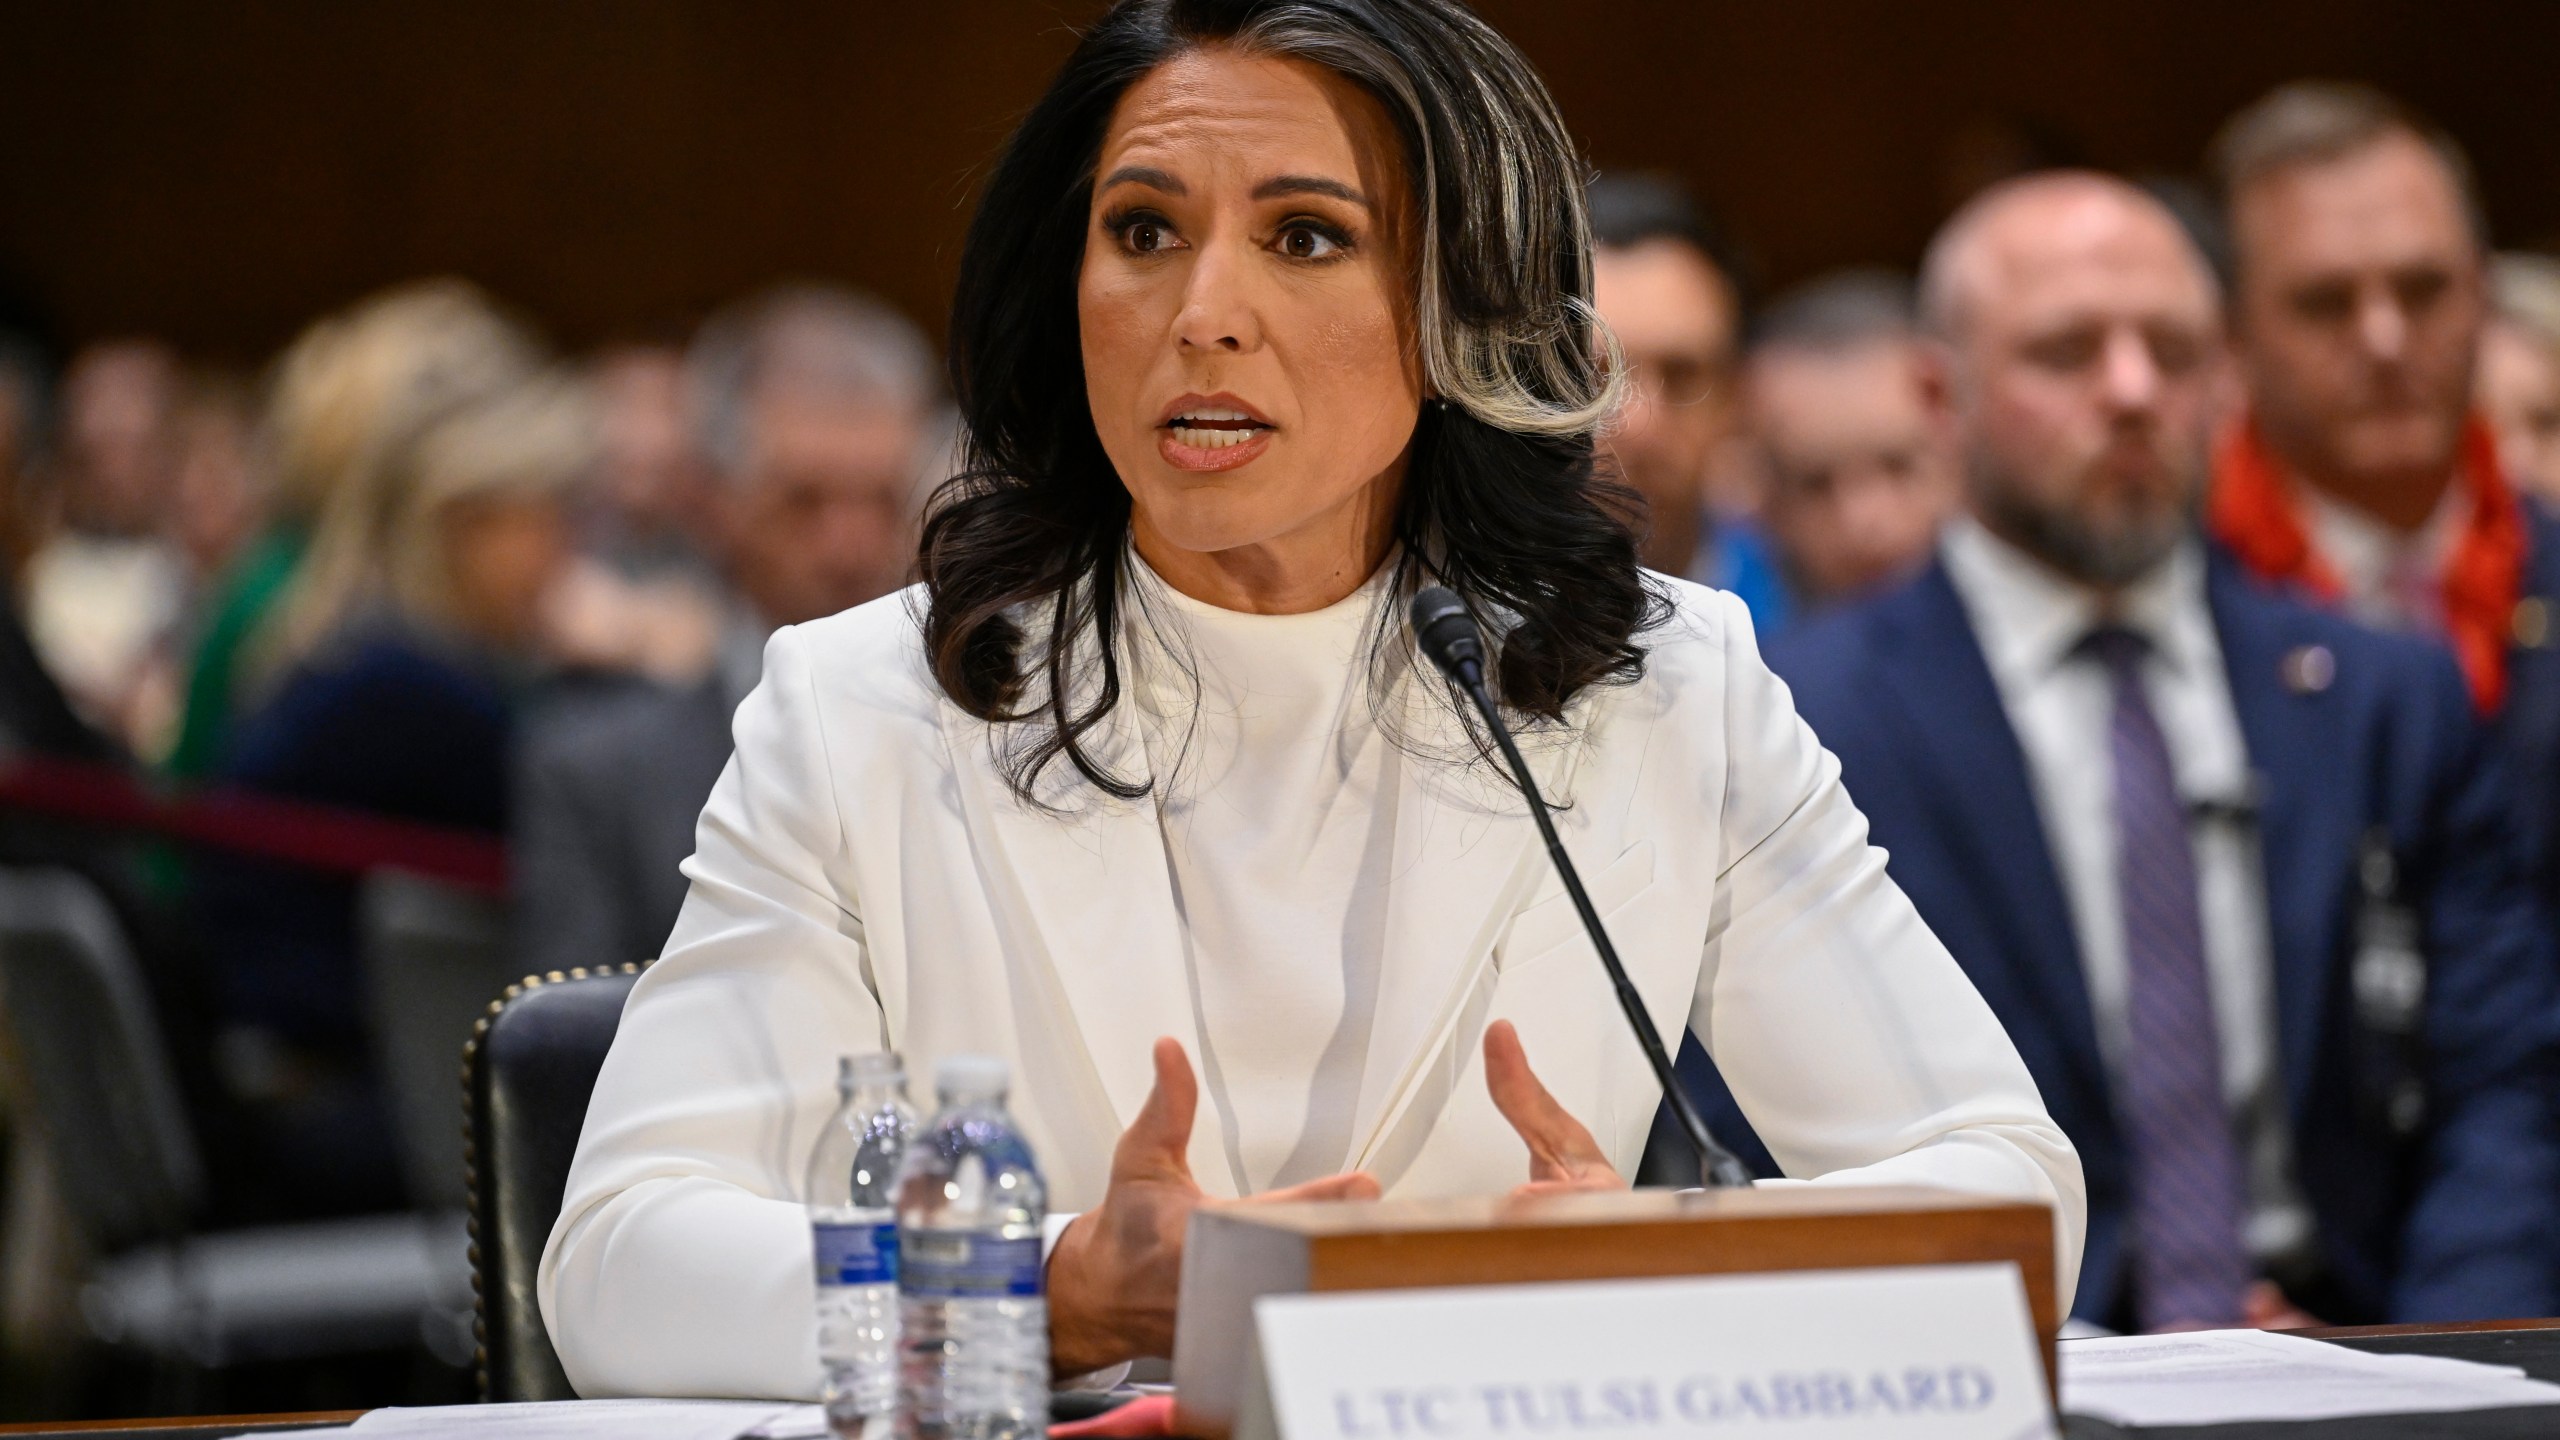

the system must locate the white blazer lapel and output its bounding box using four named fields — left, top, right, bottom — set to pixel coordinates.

left=935, top=667, right=1198, bottom=1140
left=1345, top=673, right=1586, bottom=1182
